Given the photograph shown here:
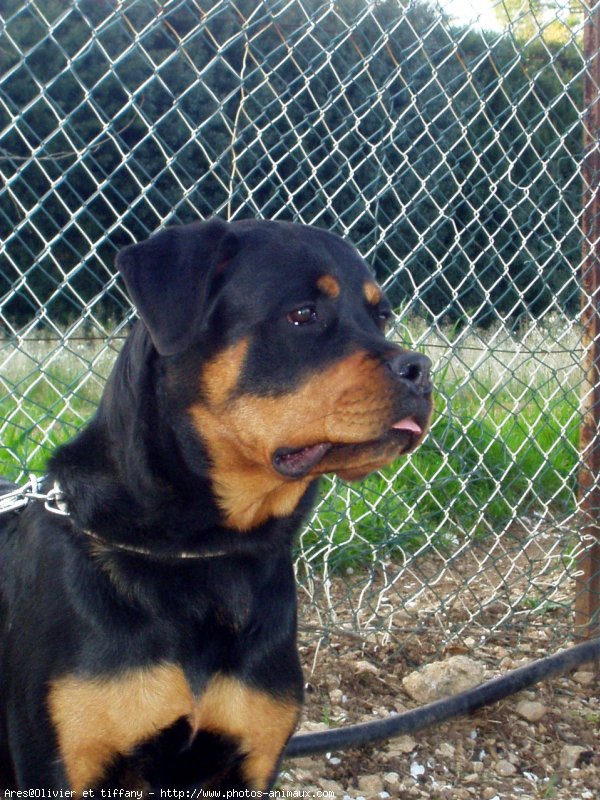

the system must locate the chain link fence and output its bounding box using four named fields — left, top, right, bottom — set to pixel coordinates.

left=0, top=0, right=598, bottom=660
